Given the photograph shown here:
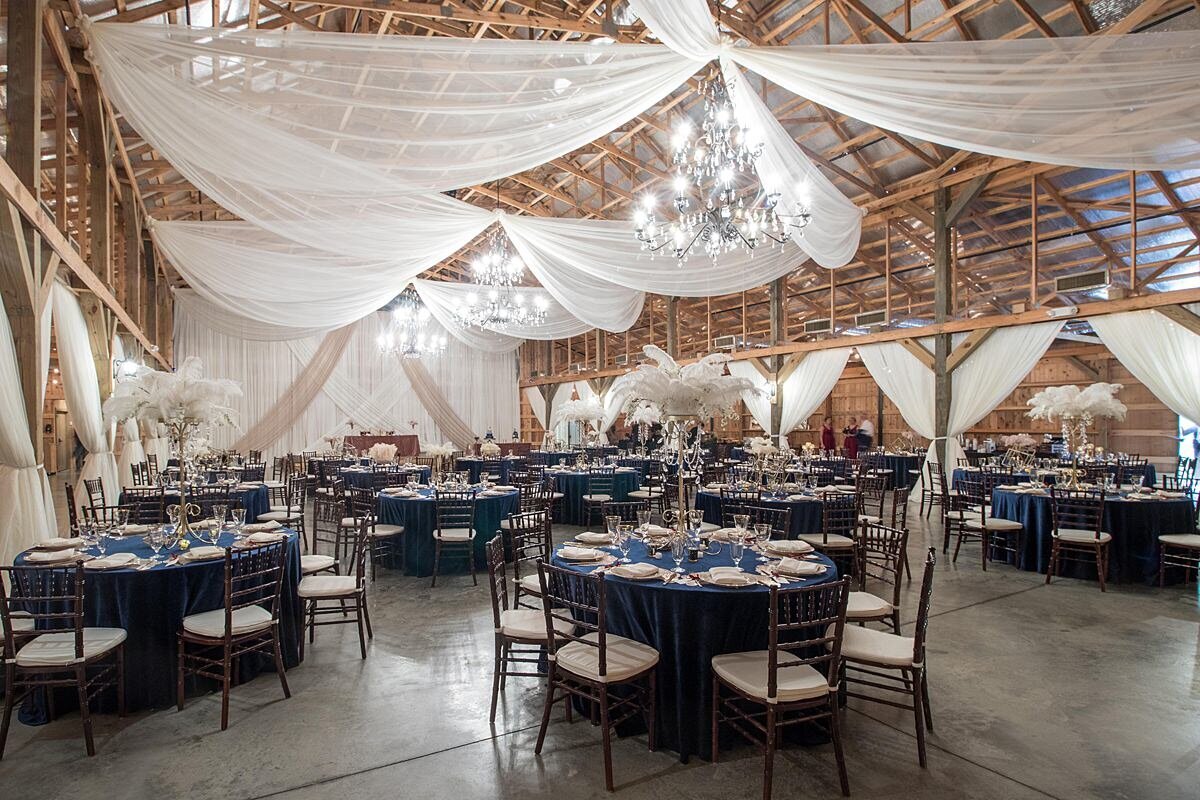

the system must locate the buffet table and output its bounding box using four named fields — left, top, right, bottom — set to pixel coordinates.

left=344, top=434, right=420, bottom=456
